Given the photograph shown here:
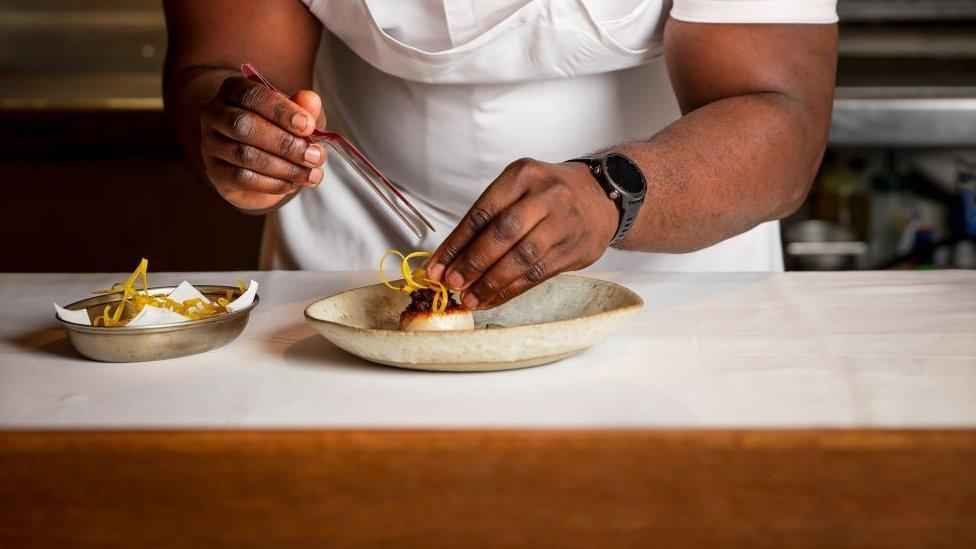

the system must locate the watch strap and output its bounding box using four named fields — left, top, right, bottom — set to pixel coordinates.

left=569, top=155, right=635, bottom=245
left=614, top=199, right=640, bottom=245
